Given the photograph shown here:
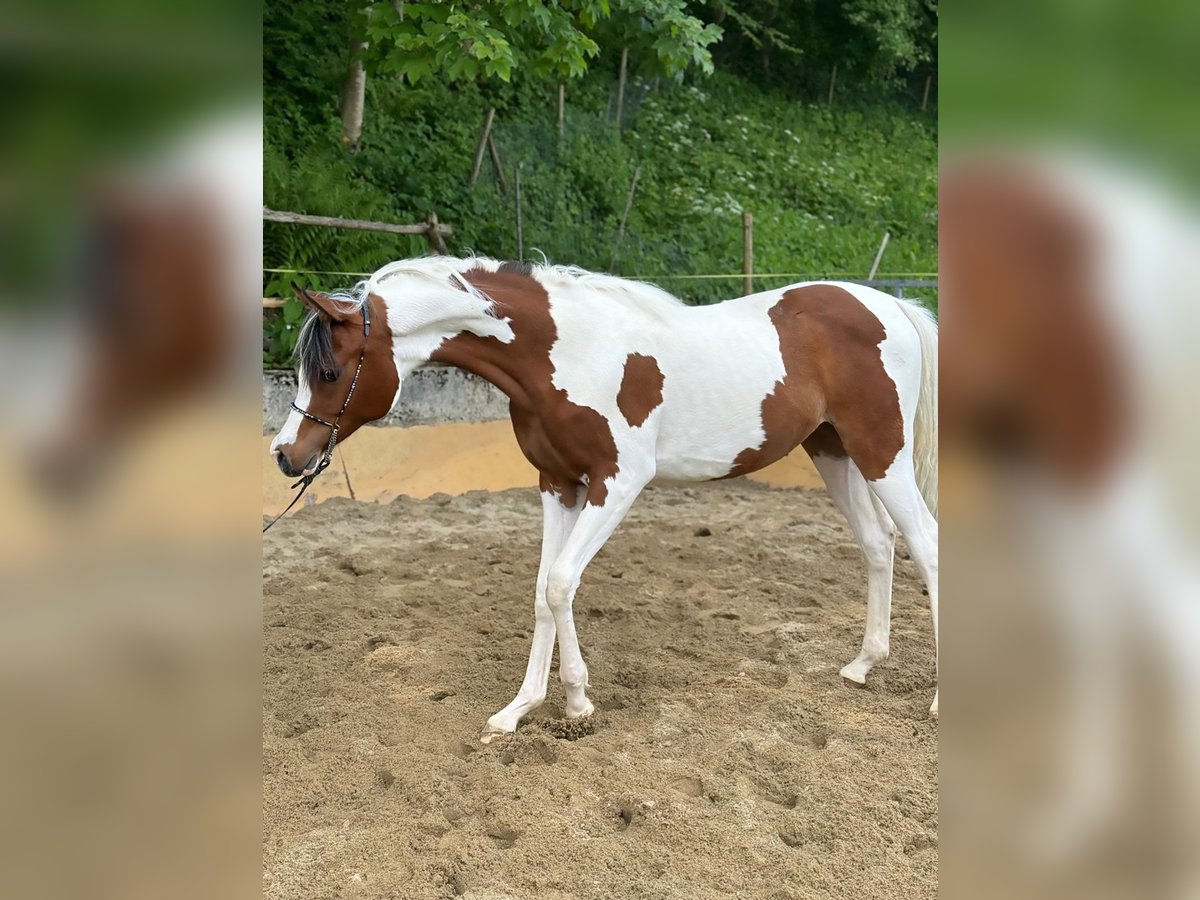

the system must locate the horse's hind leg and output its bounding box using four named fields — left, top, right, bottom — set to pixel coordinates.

left=809, top=452, right=898, bottom=684
left=863, top=452, right=939, bottom=715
